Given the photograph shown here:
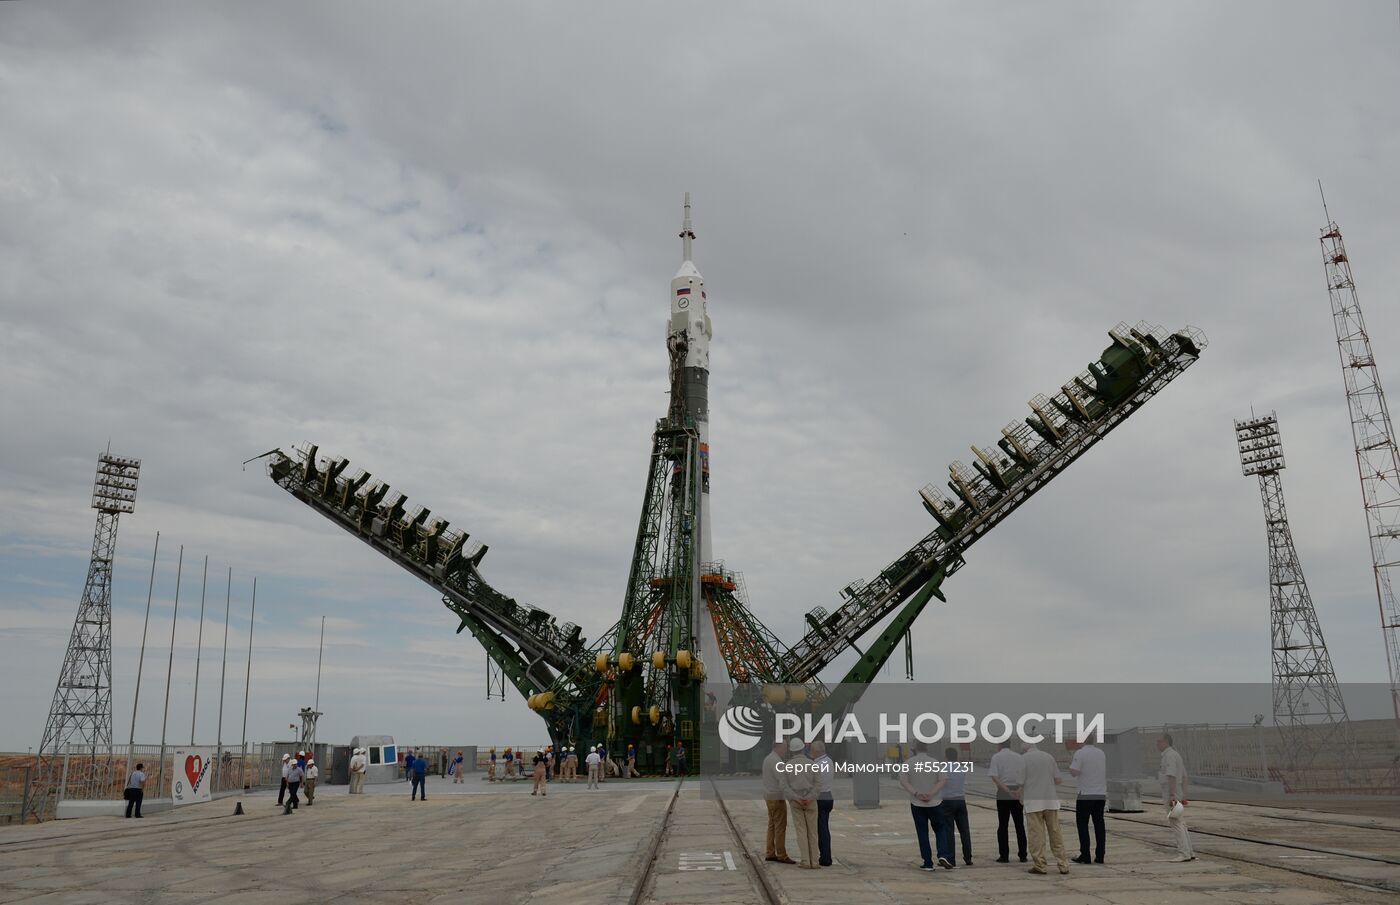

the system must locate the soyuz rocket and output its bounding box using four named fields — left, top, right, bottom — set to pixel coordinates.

left=666, top=193, right=723, bottom=680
